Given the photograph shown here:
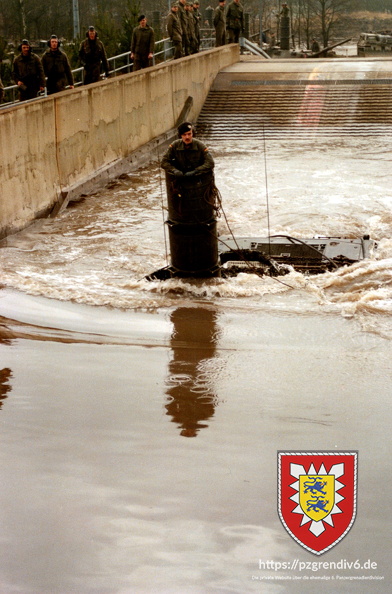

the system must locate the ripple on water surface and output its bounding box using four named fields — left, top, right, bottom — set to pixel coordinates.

left=0, top=137, right=391, bottom=337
